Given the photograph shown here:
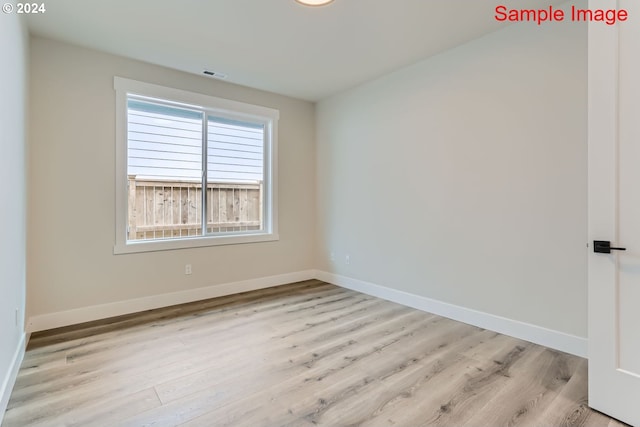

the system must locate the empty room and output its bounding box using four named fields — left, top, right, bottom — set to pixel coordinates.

left=1, top=0, right=638, bottom=426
